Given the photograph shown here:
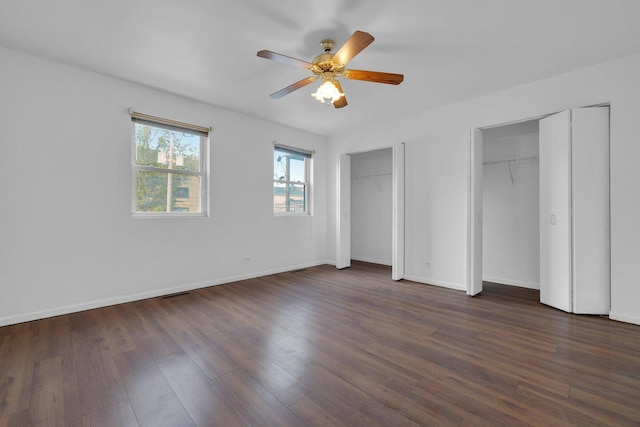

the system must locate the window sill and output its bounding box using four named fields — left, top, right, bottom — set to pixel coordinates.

left=132, top=212, right=208, bottom=219
left=274, top=212, right=312, bottom=217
